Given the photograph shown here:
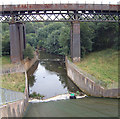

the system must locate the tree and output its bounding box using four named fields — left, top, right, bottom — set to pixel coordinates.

left=2, top=24, right=10, bottom=55
left=80, top=22, right=94, bottom=57
left=23, top=44, right=34, bottom=60
left=92, top=22, right=118, bottom=51
left=58, top=26, right=70, bottom=55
